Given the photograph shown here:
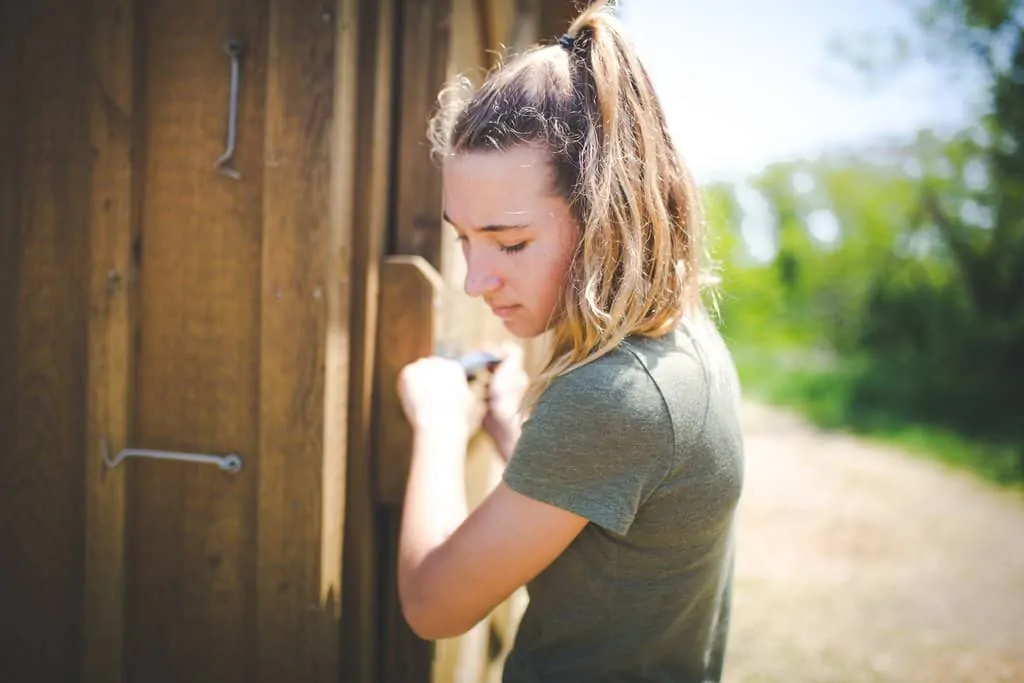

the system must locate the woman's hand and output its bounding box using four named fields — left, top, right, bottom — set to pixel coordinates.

left=398, top=357, right=476, bottom=439
left=482, top=344, right=529, bottom=463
